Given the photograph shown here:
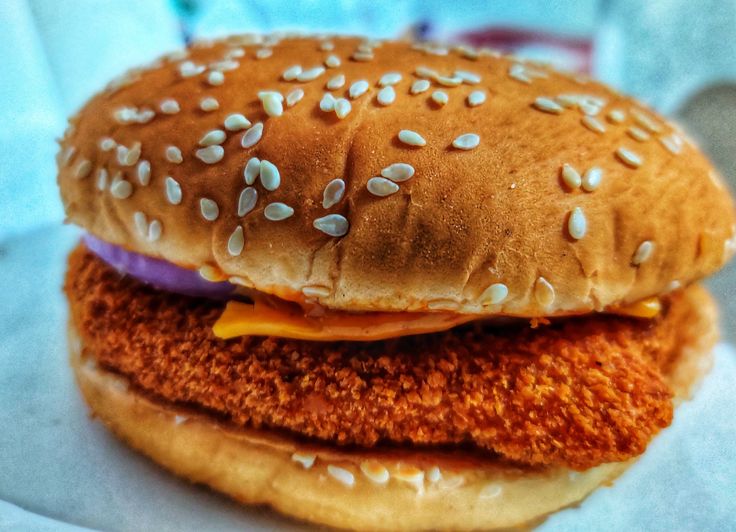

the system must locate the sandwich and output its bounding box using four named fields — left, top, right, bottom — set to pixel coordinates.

left=58, top=34, right=735, bottom=530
